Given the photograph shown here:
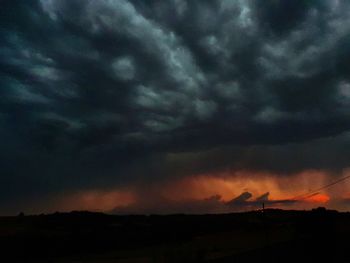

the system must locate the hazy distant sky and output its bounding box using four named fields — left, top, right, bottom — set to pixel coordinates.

left=2, top=0, right=350, bottom=214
